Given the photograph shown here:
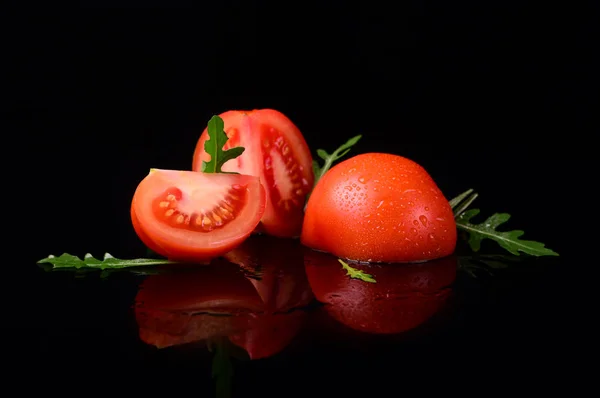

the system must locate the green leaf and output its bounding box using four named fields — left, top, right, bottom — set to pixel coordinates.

left=37, top=252, right=179, bottom=270
left=456, top=209, right=559, bottom=257
left=310, top=134, right=362, bottom=191
left=316, top=149, right=329, bottom=160
left=338, top=259, right=376, bottom=283
left=449, top=188, right=479, bottom=216
left=201, top=115, right=245, bottom=173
